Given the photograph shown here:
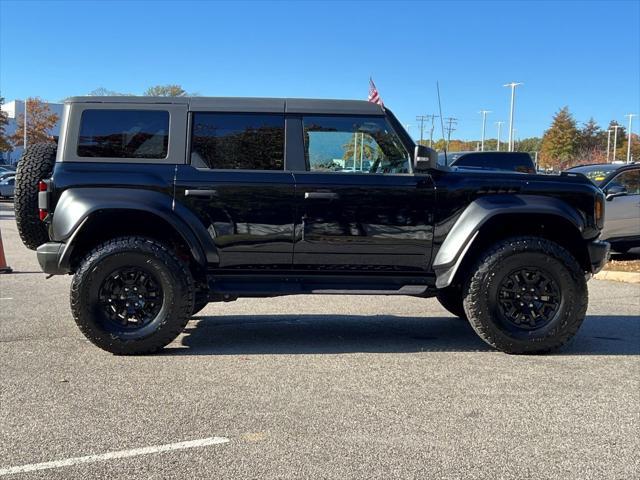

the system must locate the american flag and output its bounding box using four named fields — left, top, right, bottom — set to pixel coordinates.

left=368, top=78, right=384, bottom=107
